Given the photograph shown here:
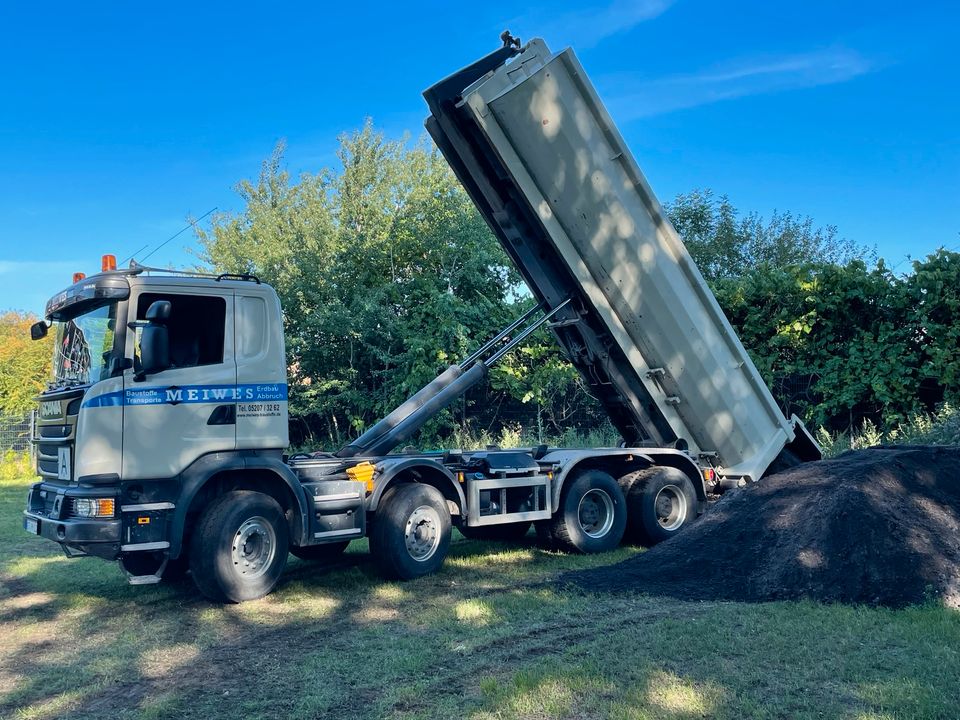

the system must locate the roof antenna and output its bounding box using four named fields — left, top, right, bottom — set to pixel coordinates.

left=500, top=30, right=521, bottom=50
